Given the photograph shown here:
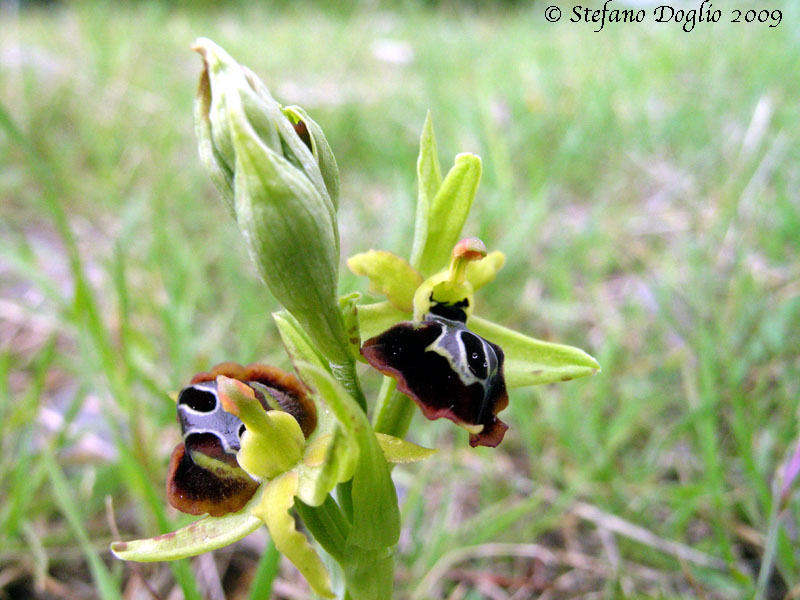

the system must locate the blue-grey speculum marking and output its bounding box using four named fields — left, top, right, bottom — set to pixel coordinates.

left=177, top=381, right=244, bottom=454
